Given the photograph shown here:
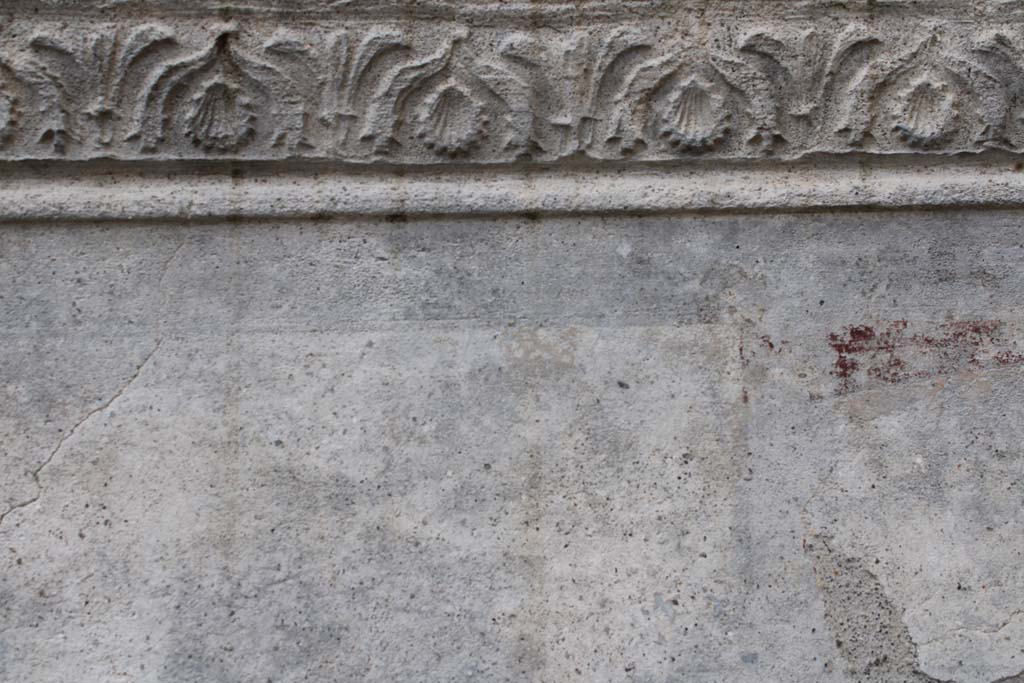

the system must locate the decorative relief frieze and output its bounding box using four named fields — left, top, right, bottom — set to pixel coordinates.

left=2, top=9, right=1024, bottom=164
